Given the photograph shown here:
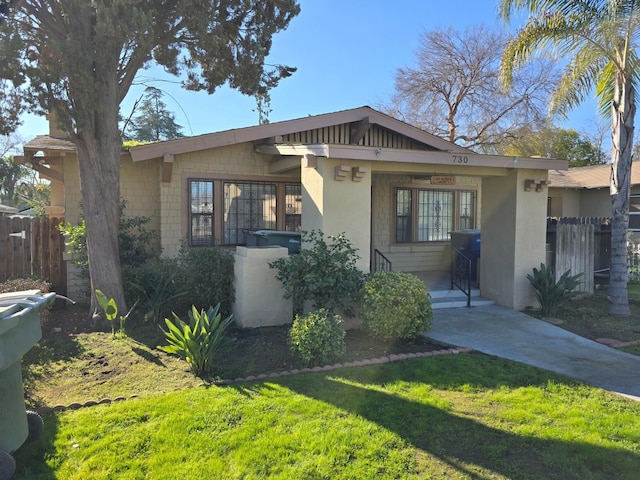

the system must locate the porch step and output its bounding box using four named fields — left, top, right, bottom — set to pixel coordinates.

left=428, top=288, right=494, bottom=309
